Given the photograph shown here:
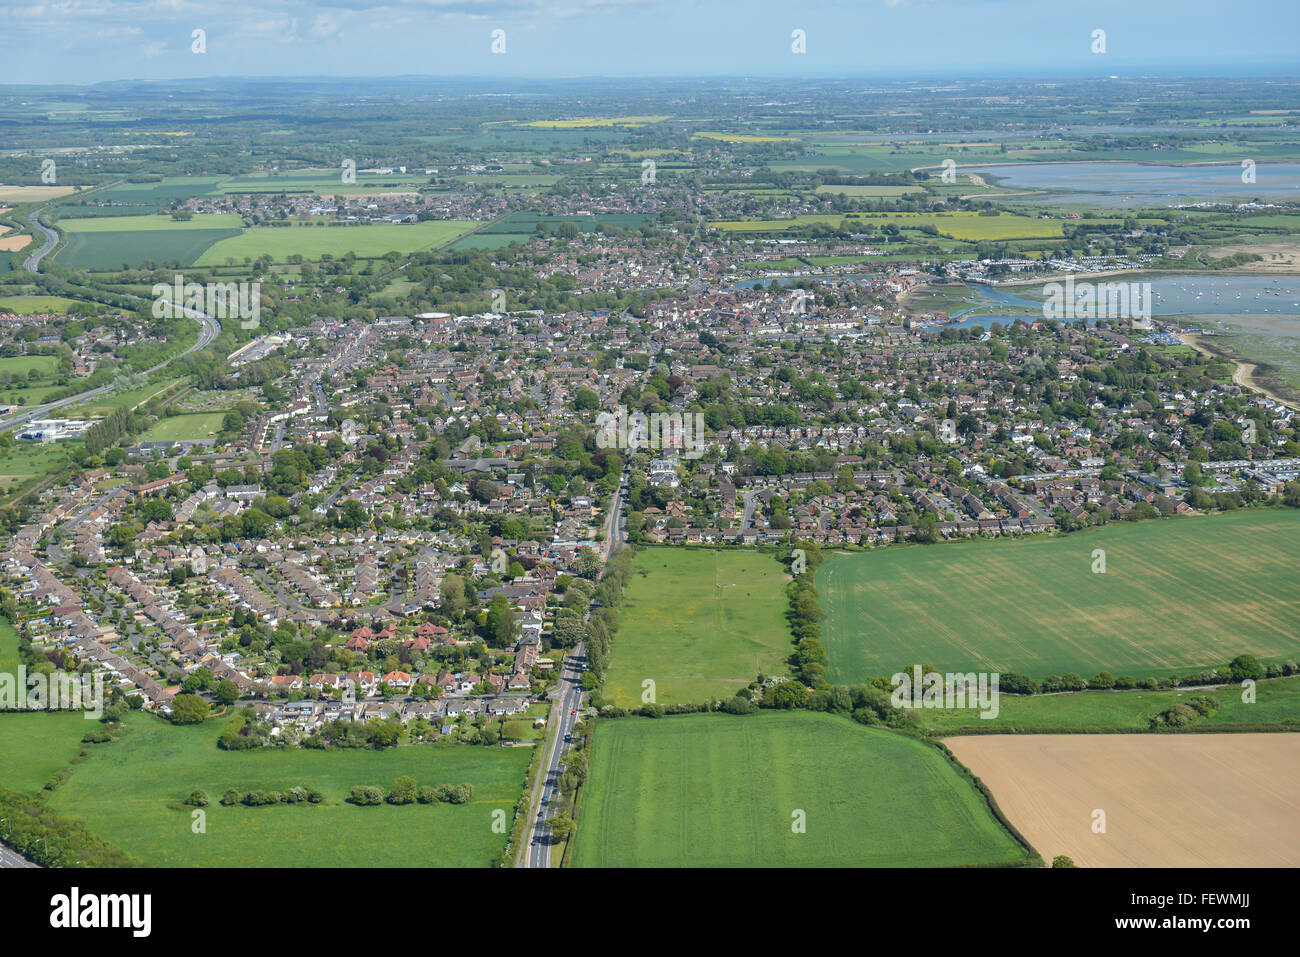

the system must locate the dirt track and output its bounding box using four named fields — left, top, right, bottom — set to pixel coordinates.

left=946, top=733, right=1300, bottom=867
